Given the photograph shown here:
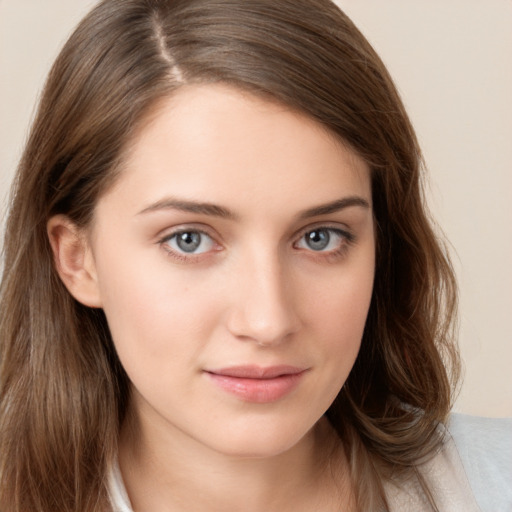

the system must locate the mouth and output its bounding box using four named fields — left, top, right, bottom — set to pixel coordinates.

left=204, top=365, right=308, bottom=403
